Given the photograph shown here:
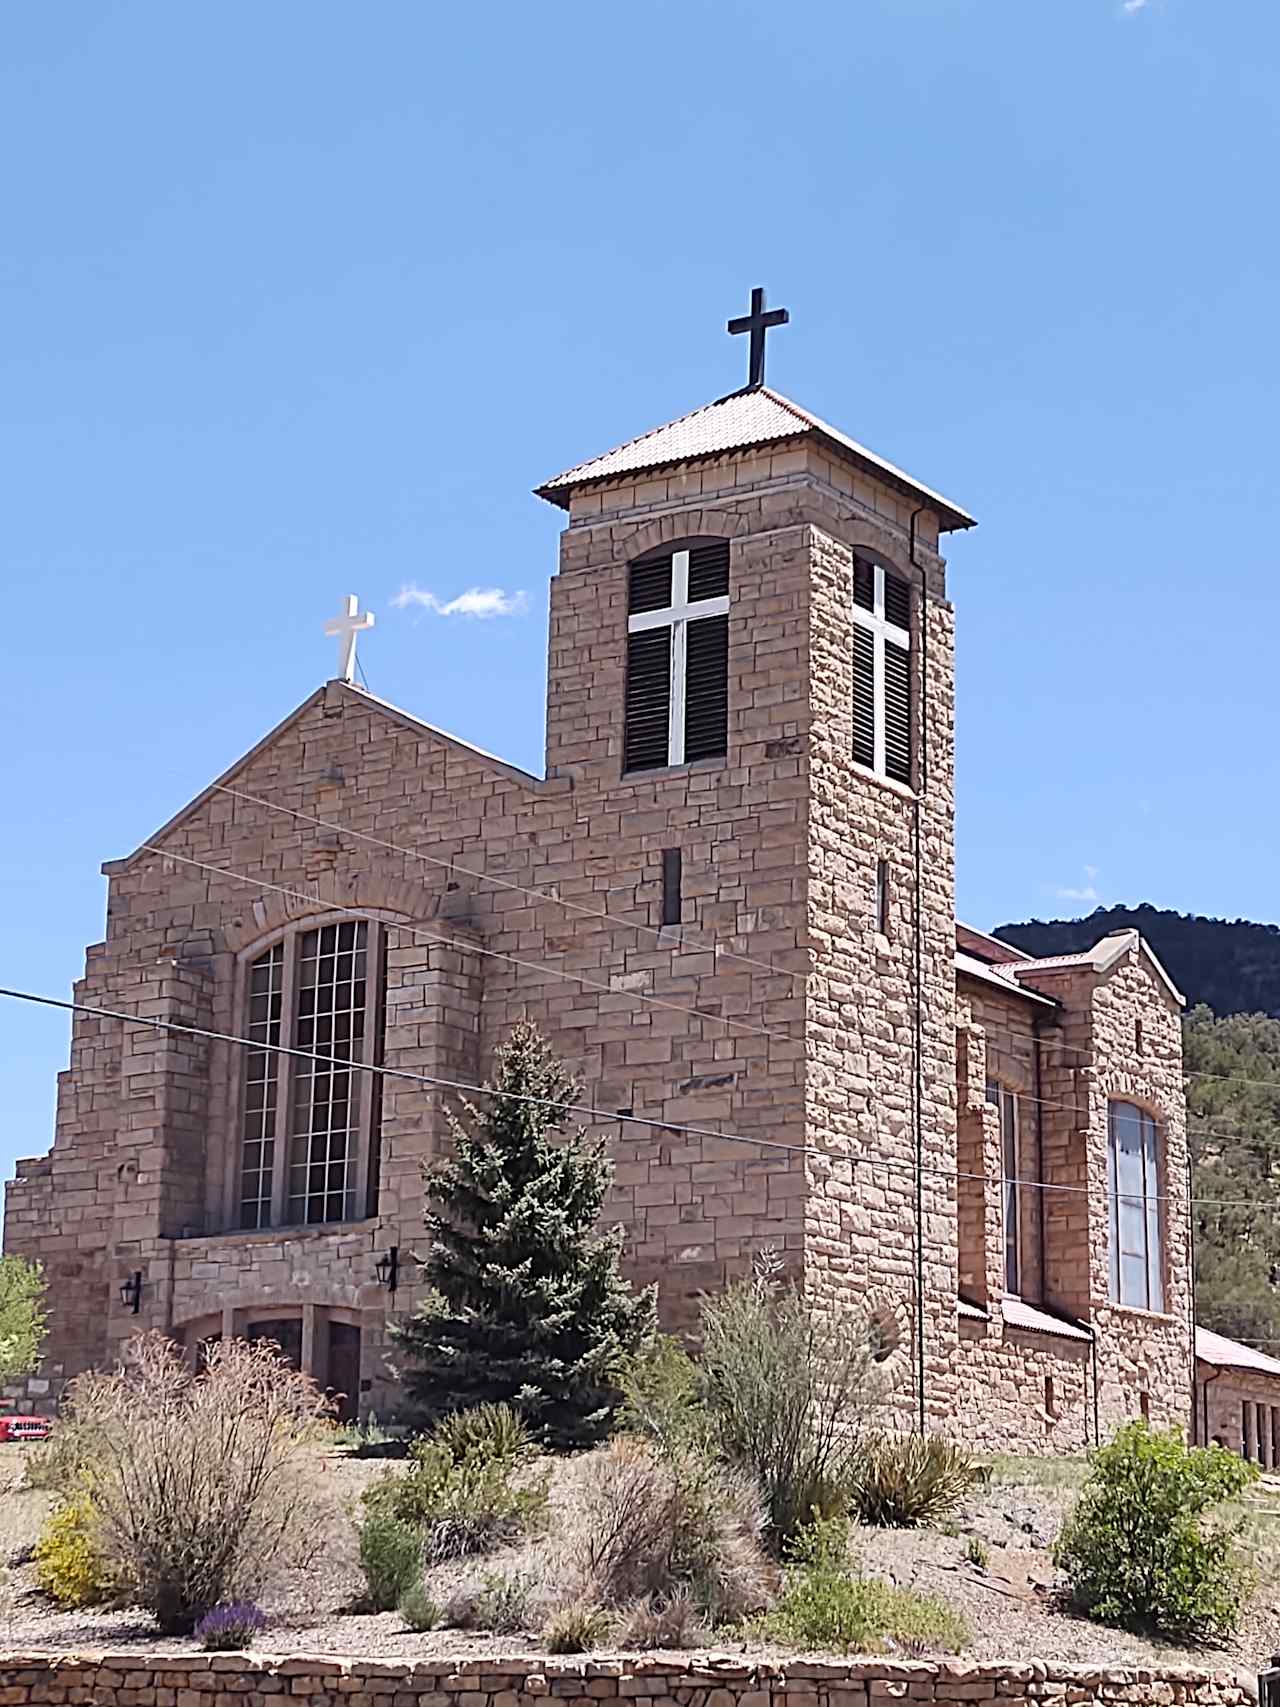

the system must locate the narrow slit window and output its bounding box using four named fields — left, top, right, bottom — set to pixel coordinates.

left=852, top=554, right=913, bottom=785
left=625, top=541, right=729, bottom=772
left=661, top=848, right=683, bottom=927
left=875, top=858, right=890, bottom=936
